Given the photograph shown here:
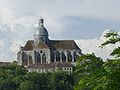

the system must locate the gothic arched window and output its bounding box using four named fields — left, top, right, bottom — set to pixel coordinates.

left=56, top=51, right=60, bottom=61
left=67, top=51, right=72, bottom=62
left=37, top=52, right=41, bottom=63
left=61, top=51, right=65, bottom=61
left=73, top=51, right=77, bottom=62
left=42, top=53, right=46, bottom=64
